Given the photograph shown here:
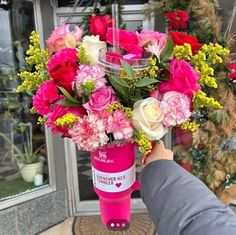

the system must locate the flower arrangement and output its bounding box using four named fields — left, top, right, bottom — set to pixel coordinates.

left=17, top=21, right=230, bottom=155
